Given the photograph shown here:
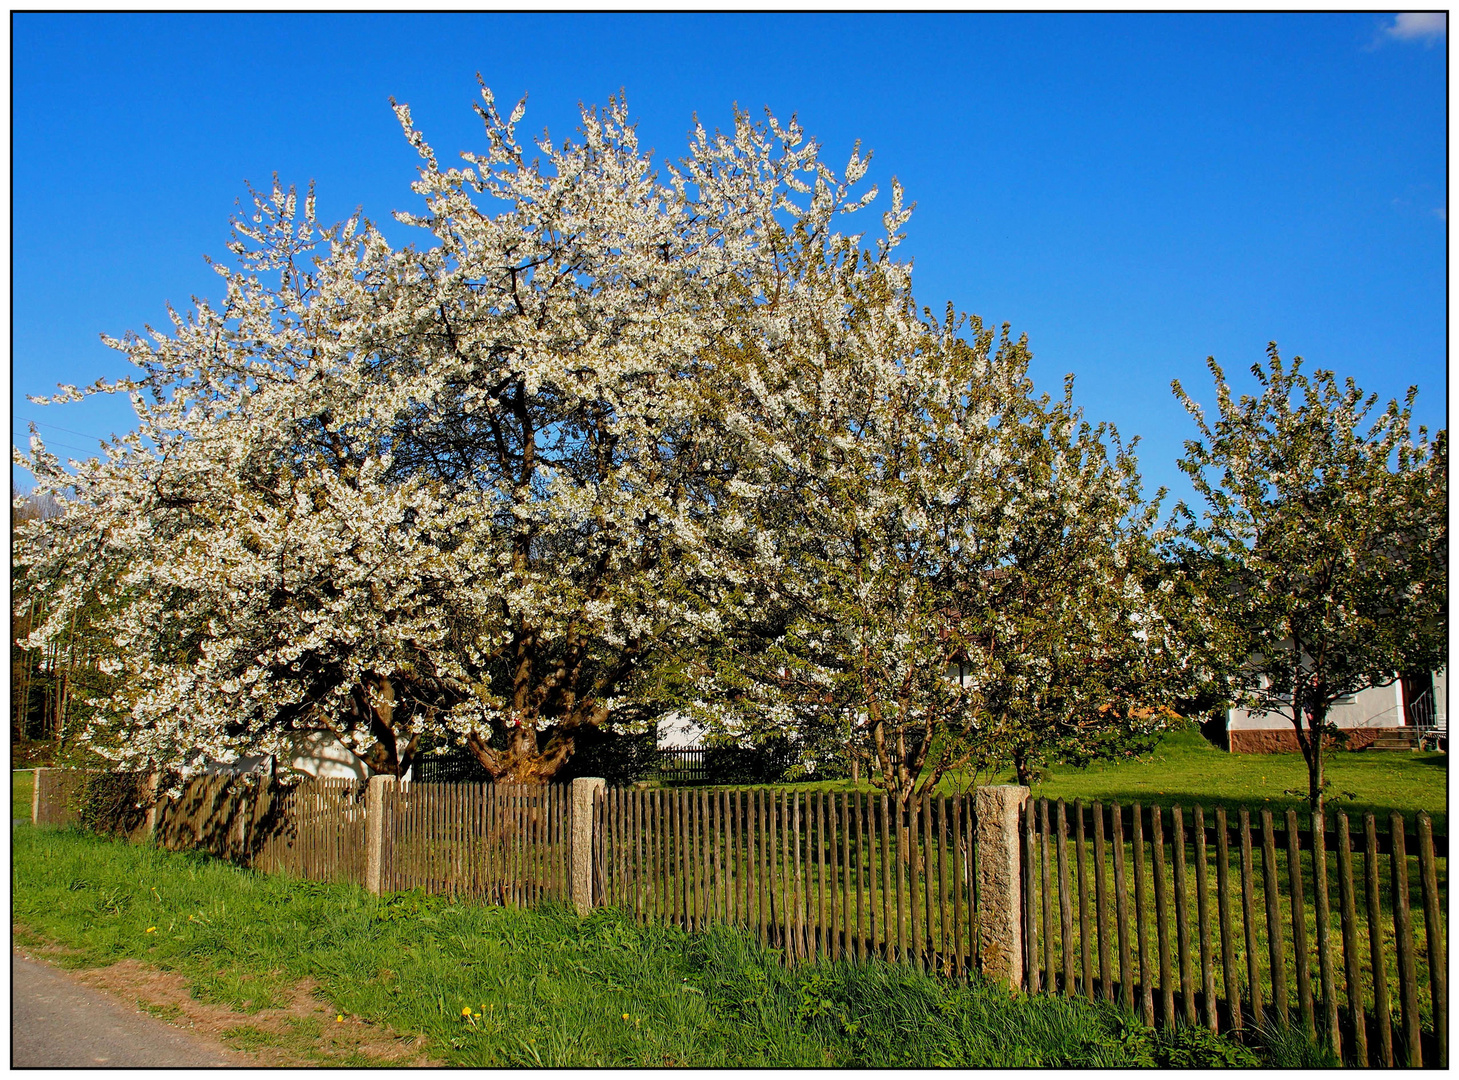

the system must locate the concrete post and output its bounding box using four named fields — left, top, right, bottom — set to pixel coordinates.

left=976, top=784, right=1031, bottom=990
left=141, top=771, right=160, bottom=843
left=571, top=777, right=606, bottom=916
left=364, top=774, right=397, bottom=895
left=31, top=767, right=47, bottom=825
